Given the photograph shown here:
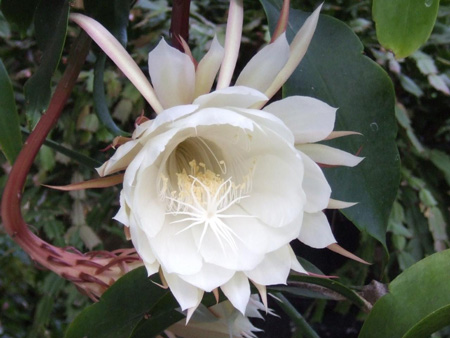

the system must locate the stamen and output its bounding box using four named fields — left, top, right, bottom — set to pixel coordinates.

left=162, top=159, right=253, bottom=254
